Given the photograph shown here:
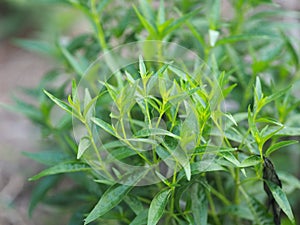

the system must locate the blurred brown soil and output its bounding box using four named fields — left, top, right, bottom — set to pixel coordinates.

left=0, top=40, right=68, bottom=225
